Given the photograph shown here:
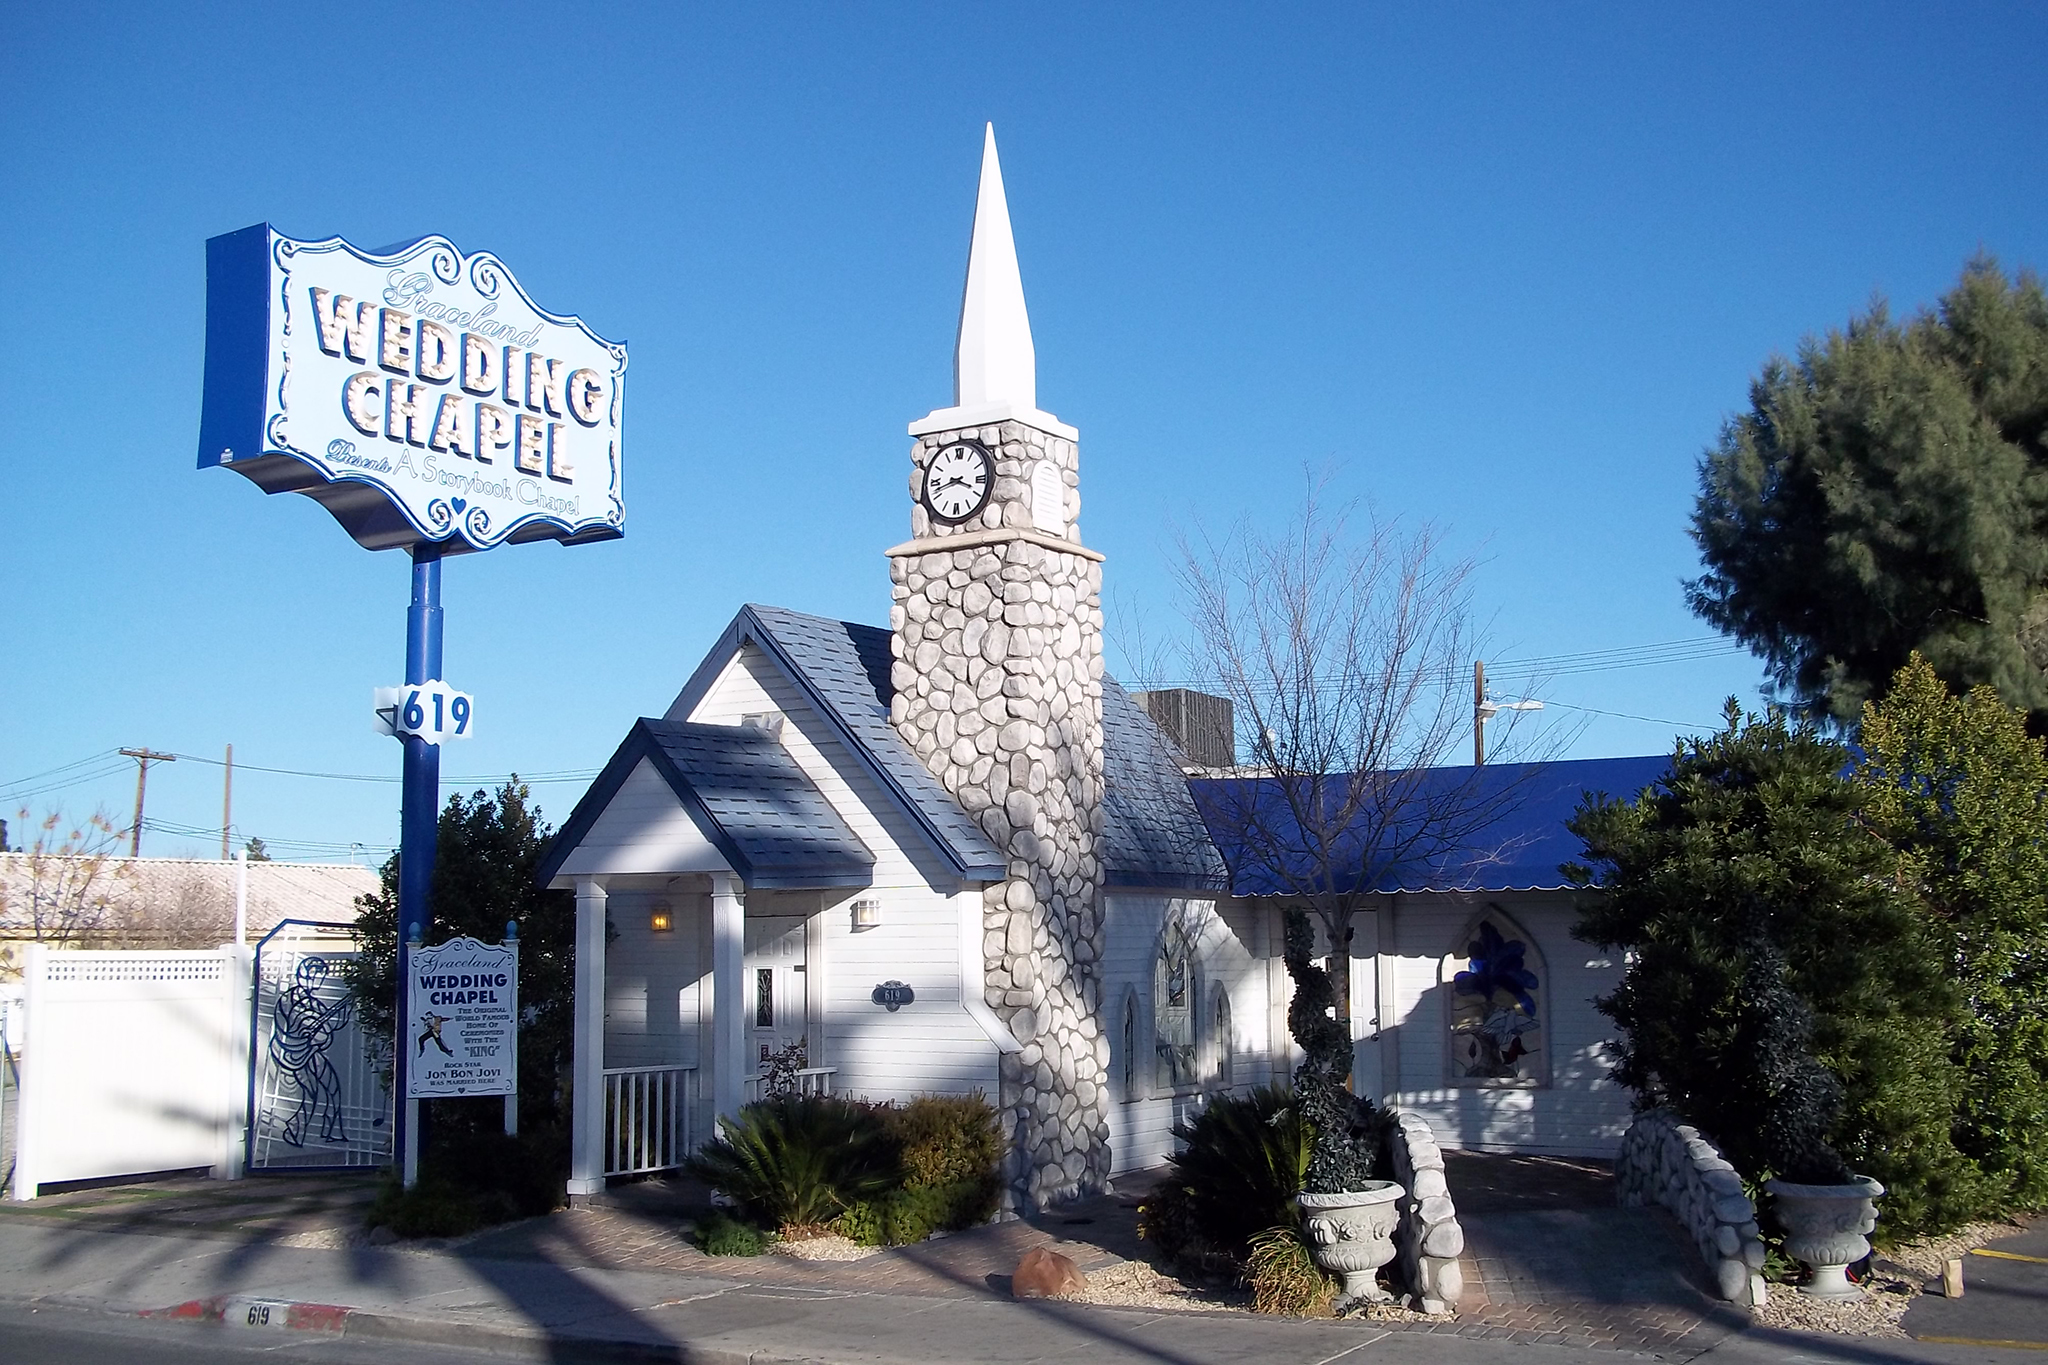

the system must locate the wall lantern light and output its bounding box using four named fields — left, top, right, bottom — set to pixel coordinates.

left=851, top=898, right=882, bottom=931
left=649, top=900, right=674, bottom=933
